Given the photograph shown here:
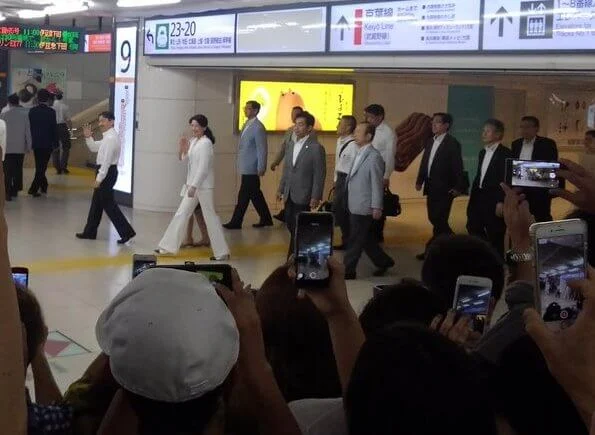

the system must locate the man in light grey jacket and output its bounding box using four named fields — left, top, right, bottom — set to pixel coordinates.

left=277, top=111, right=326, bottom=257
left=344, top=122, right=394, bottom=279
left=0, top=94, right=31, bottom=201
left=224, top=100, right=273, bottom=229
